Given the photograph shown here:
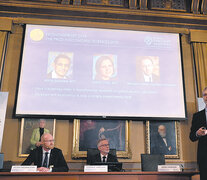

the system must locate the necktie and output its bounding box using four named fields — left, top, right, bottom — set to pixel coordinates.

left=43, top=152, right=48, bottom=168
left=103, top=156, right=106, bottom=162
